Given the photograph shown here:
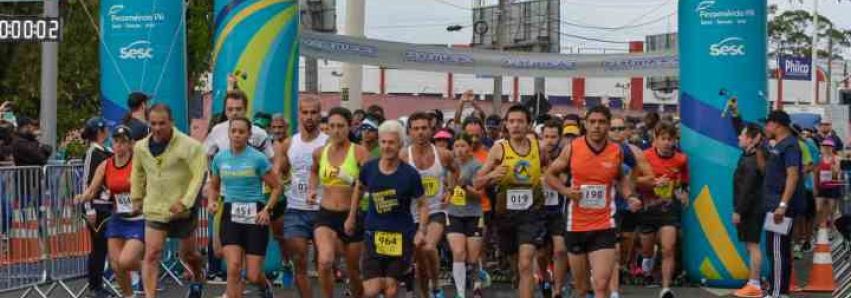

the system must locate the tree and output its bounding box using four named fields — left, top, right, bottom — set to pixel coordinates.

left=768, top=5, right=851, bottom=60
left=0, top=0, right=214, bottom=143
